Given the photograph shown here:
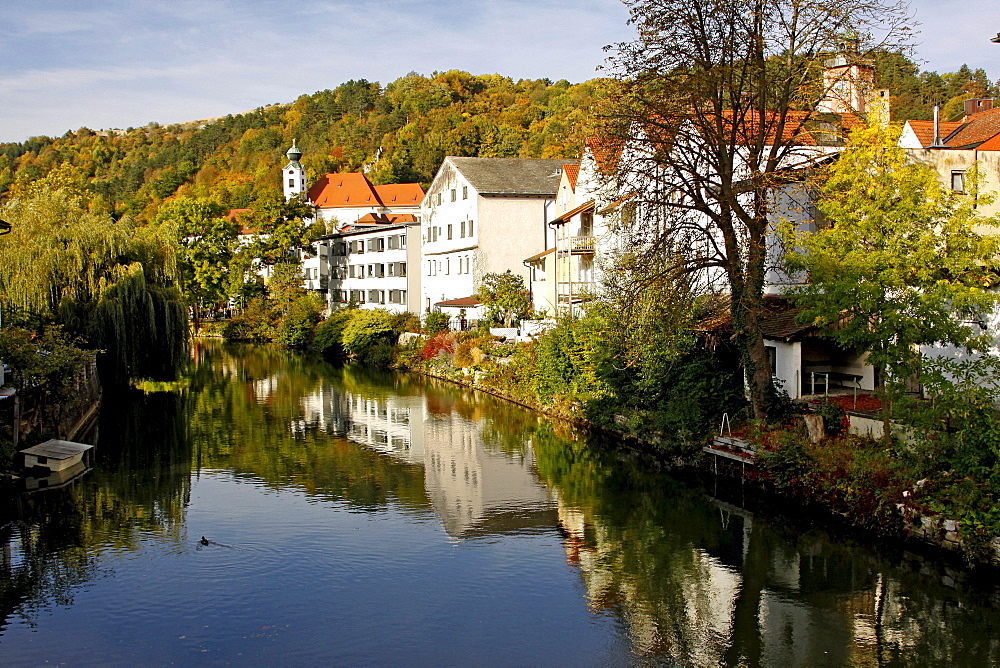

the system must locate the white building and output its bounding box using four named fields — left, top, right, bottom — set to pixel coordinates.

left=421, top=157, right=571, bottom=320
left=322, top=220, right=422, bottom=314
